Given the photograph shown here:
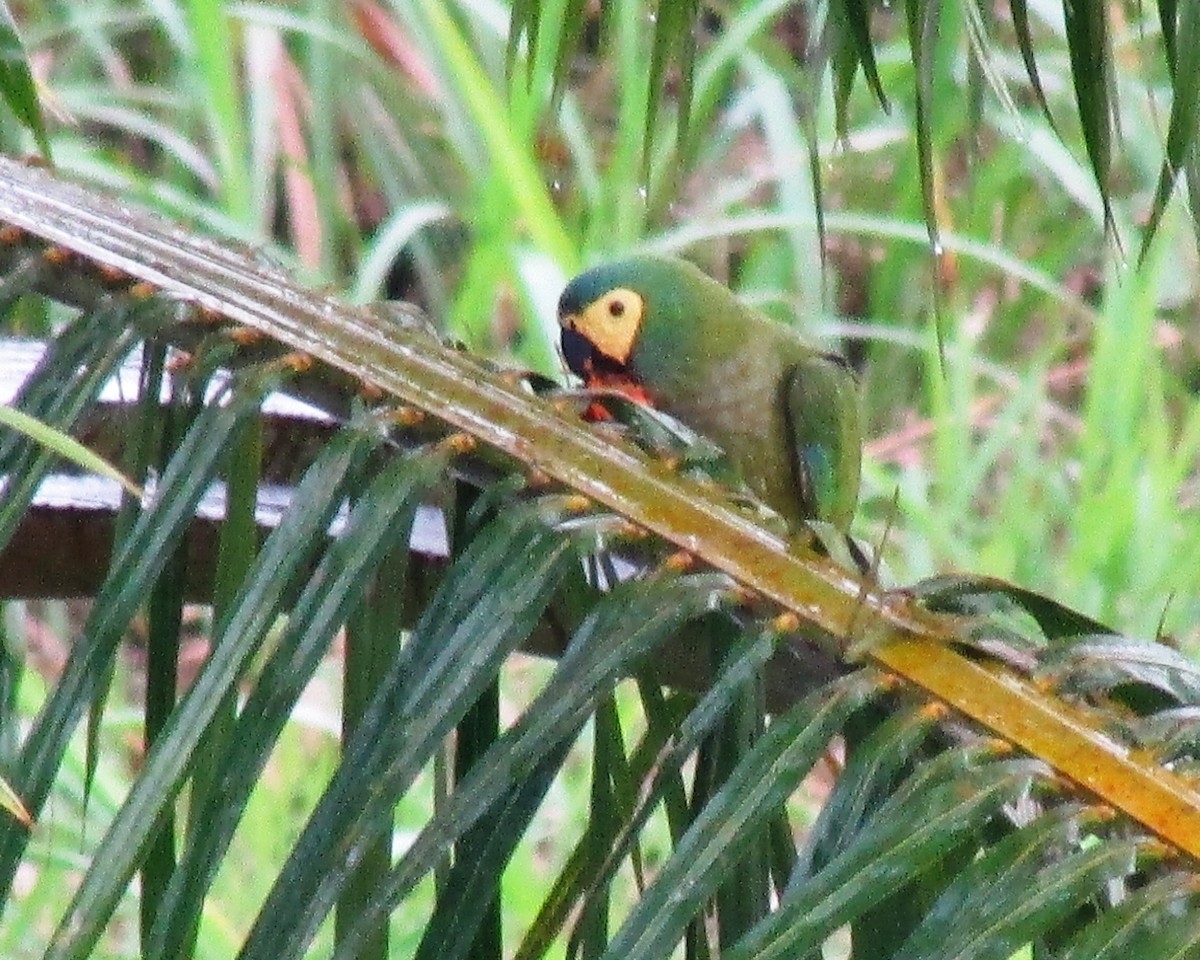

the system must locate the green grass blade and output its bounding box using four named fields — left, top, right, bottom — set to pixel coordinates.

left=742, top=51, right=823, bottom=320
left=958, top=0, right=1019, bottom=125
left=829, top=1, right=860, bottom=138
left=419, top=0, right=573, bottom=270
left=1009, top=0, right=1059, bottom=130
left=0, top=402, right=141, bottom=497
left=301, top=0, right=340, bottom=277
left=0, top=3, right=51, bottom=158
left=642, top=0, right=697, bottom=181
left=904, top=0, right=942, bottom=255
left=841, top=0, right=889, bottom=111
left=506, top=0, right=542, bottom=84
left=1140, top=0, right=1200, bottom=256
left=1061, top=0, right=1115, bottom=234
left=183, top=0, right=250, bottom=219
left=548, top=0, right=587, bottom=118
left=1159, top=0, right=1178, bottom=75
